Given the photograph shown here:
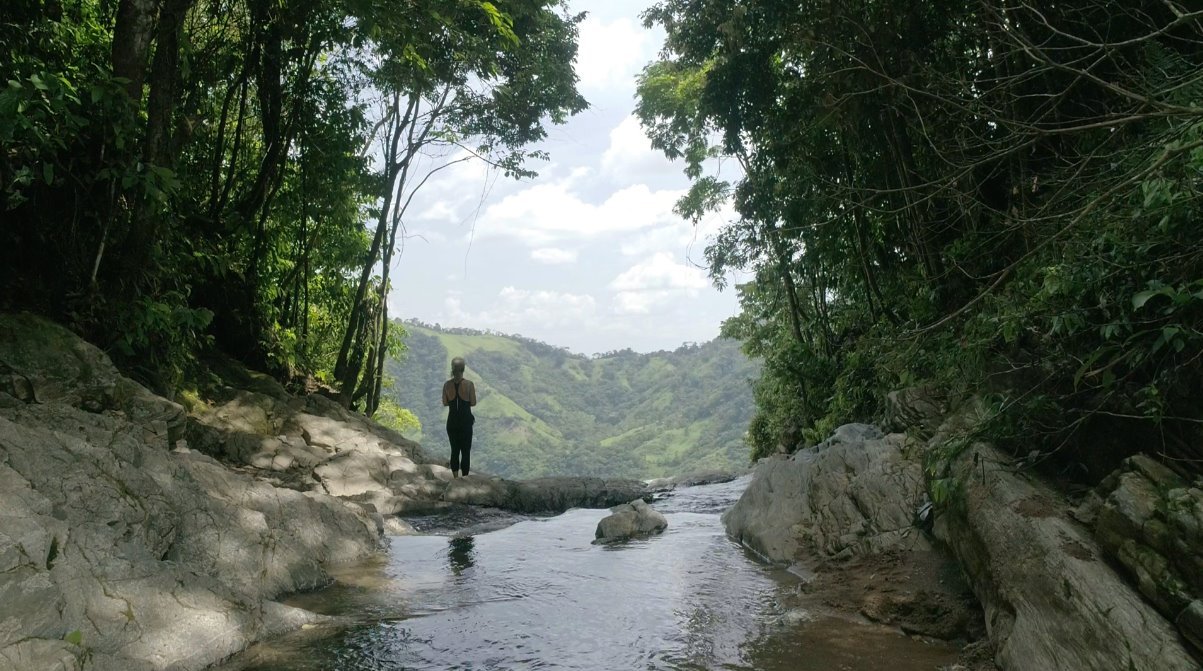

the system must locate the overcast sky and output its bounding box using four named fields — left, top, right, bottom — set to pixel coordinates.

left=386, top=0, right=742, bottom=355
